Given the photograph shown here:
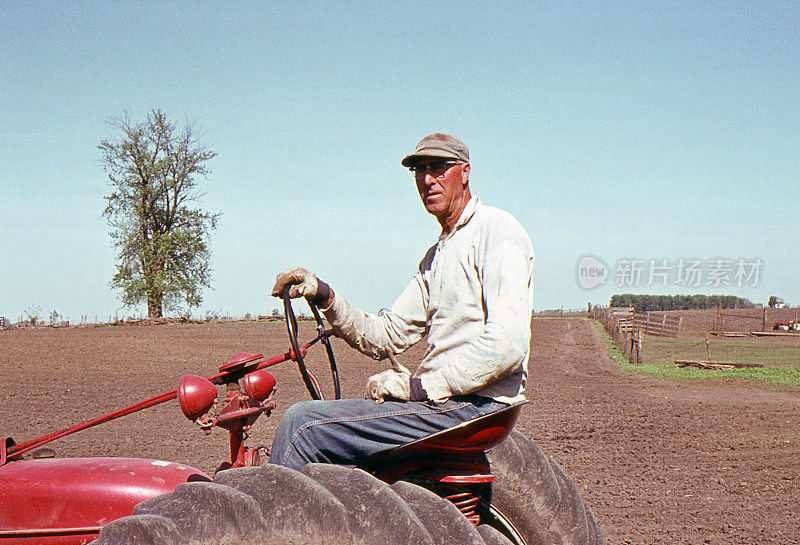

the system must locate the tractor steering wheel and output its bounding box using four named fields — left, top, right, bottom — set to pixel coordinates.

left=282, top=289, right=341, bottom=401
